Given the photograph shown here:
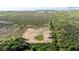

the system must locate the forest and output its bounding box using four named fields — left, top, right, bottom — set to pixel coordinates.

left=0, top=10, right=79, bottom=51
